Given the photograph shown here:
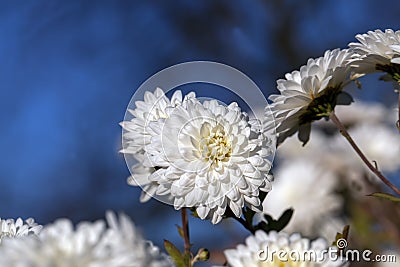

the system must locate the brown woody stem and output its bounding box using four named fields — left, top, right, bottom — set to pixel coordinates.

left=181, top=208, right=191, bottom=260
left=329, top=112, right=400, bottom=195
